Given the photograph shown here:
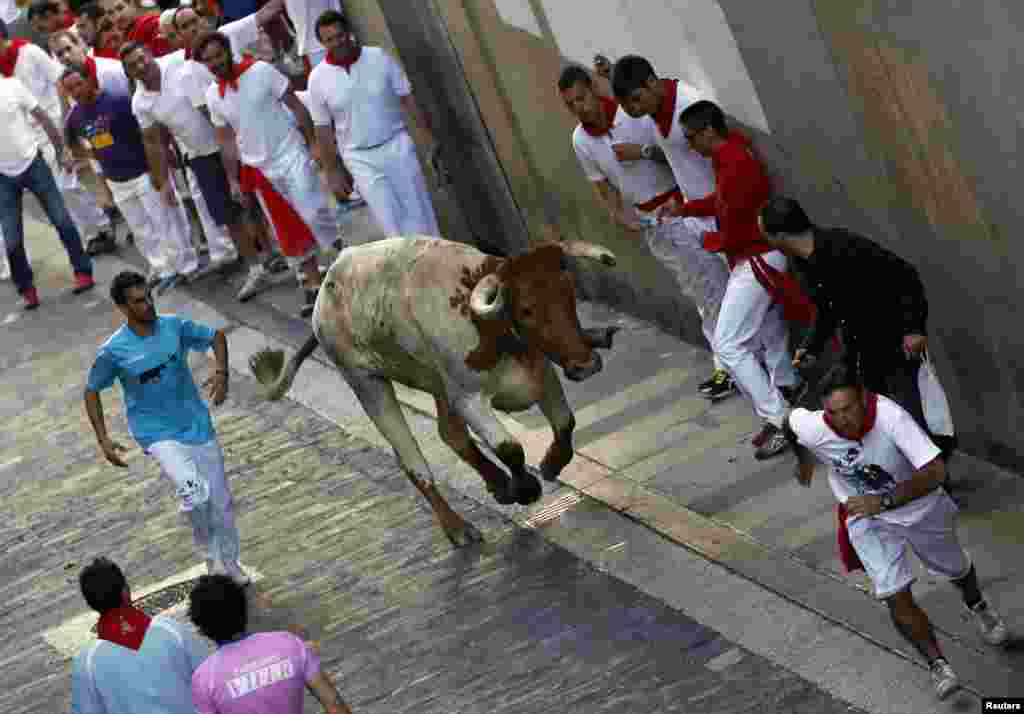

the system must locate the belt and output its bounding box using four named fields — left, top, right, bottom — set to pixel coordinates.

left=351, top=130, right=404, bottom=152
